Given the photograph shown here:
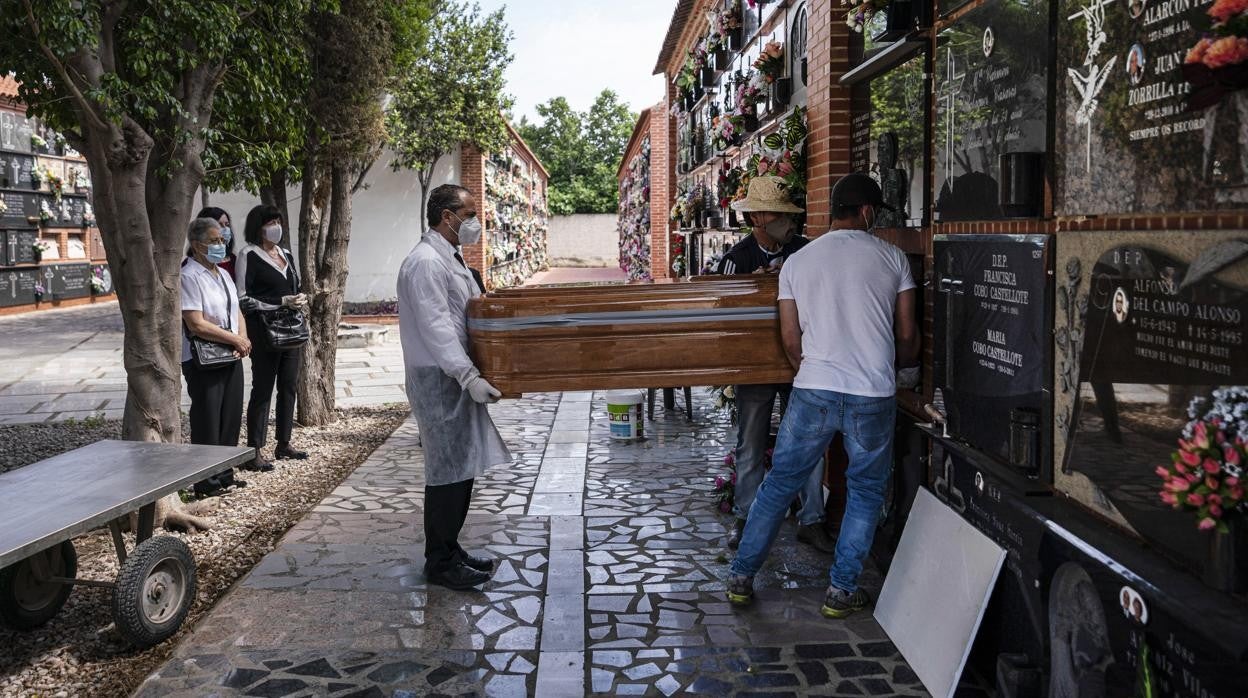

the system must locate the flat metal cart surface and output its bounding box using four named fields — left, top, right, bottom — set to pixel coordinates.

left=0, top=440, right=252, bottom=647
